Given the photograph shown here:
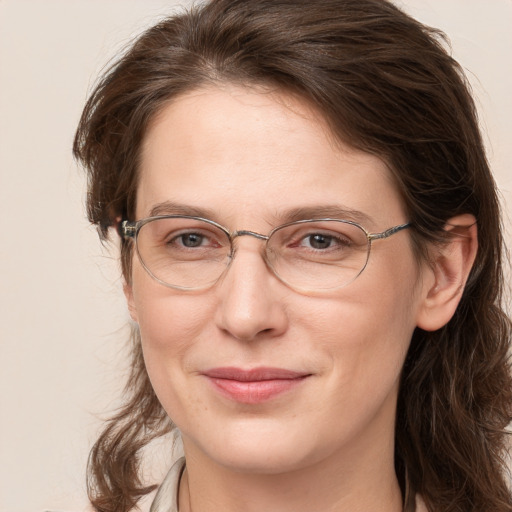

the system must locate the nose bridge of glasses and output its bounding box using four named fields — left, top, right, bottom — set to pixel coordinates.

left=231, top=230, right=269, bottom=242
left=228, top=230, right=273, bottom=271
left=224, top=230, right=277, bottom=285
